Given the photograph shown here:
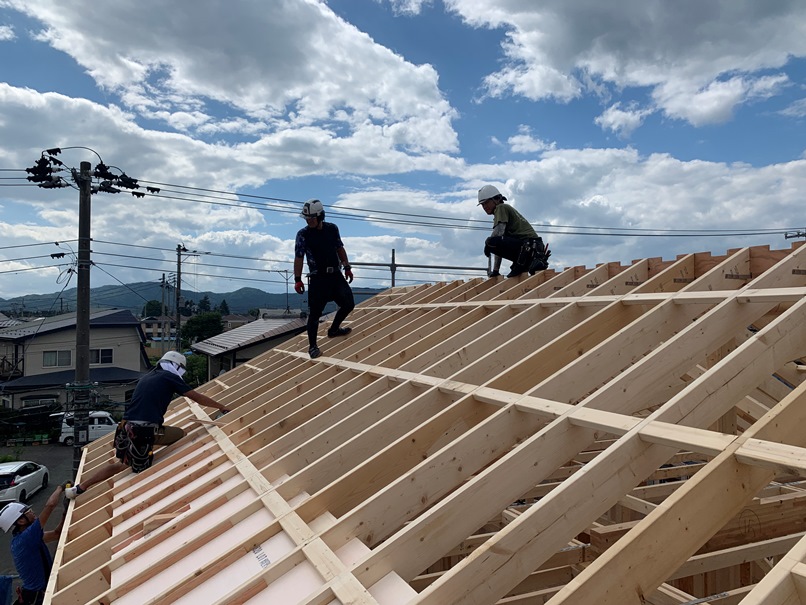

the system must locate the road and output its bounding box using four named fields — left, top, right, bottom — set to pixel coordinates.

left=0, top=442, right=81, bottom=584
